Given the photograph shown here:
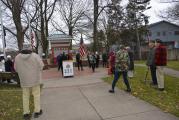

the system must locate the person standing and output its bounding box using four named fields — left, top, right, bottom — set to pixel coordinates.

left=109, top=51, right=116, bottom=74
left=56, top=53, right=62, bottom=71
left=155, top=39, right=167, bottom=91
left=61, top=52, right=68, bottom=75
left=102, top=52, right=107, bottom=67
left=76, top=52, right=83, bottom=71
left=126, top=46, right=134, bottom=78
left=87, top=52, right=91, bottom=68
left=146, top=40, right=157, bottom=85
left=89, top=52, right=96, bottom=72
left=109, top=45, right=131, bottom=93
left=5, top=55, right=14, bottom=83
left=95, top=51, right=100, bottom=68
left=14, top=43, right=44, bottom=120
